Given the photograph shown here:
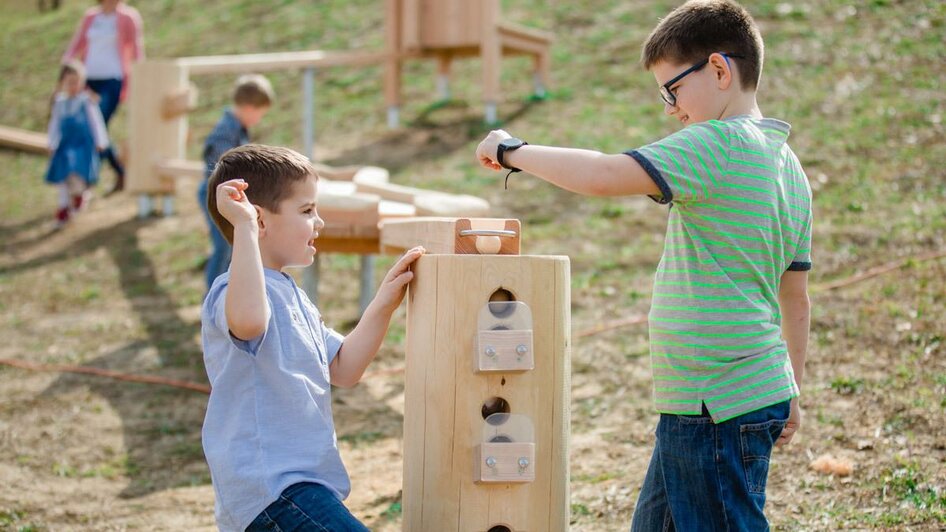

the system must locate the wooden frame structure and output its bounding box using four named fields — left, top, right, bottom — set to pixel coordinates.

left=384, top=0, right=553, bottom=124
left=403, top=231, right=571, bottom=530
